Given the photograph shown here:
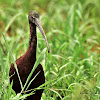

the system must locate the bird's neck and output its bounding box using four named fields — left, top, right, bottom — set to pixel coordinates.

left=25, top=21, right=37, bottom=62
